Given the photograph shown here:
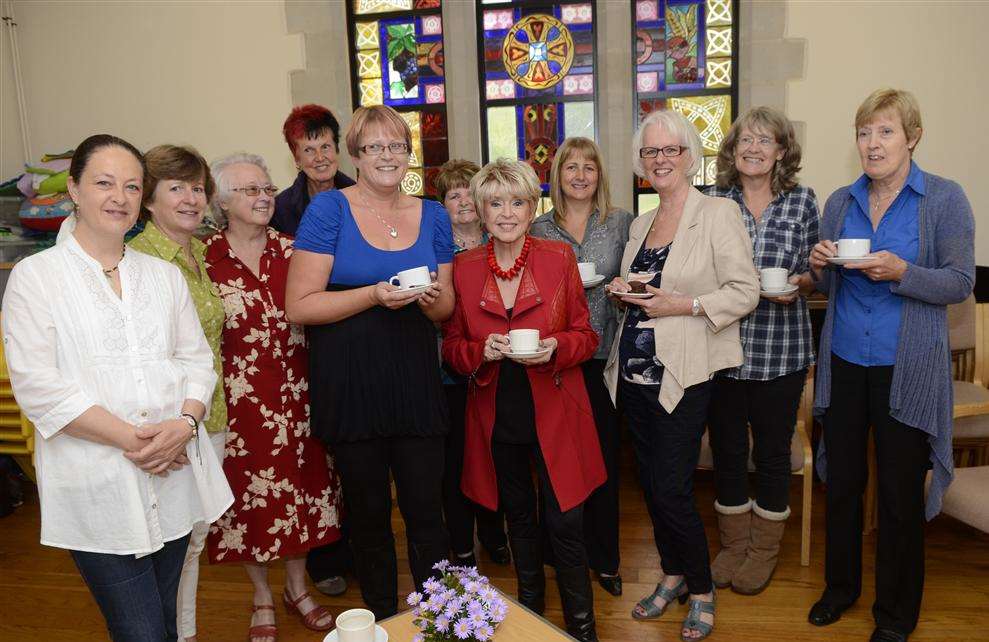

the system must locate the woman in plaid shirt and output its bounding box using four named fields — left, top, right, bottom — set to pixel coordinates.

left=705, top=107, right=819, bottom=596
